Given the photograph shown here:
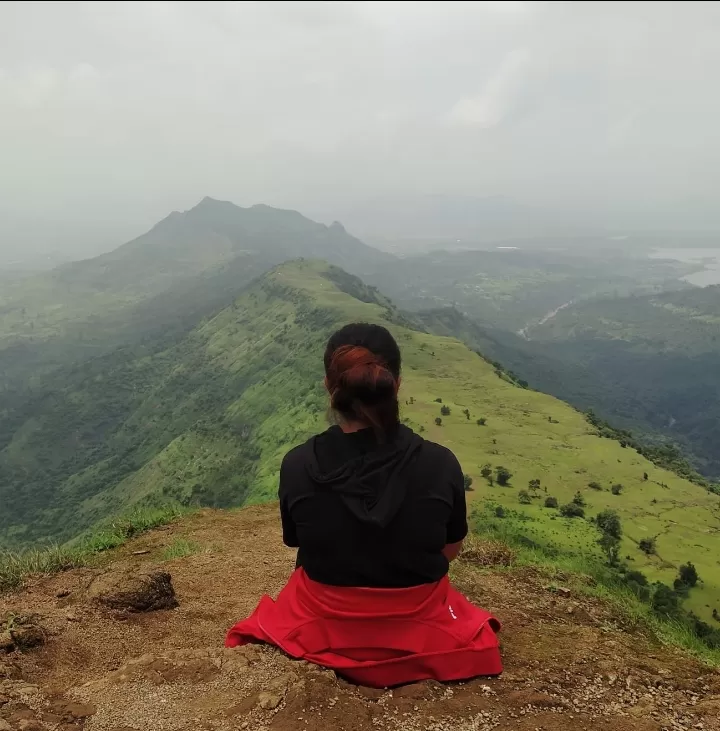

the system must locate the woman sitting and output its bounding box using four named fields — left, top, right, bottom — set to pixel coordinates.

left=226, top=323, right=502, bottom=687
